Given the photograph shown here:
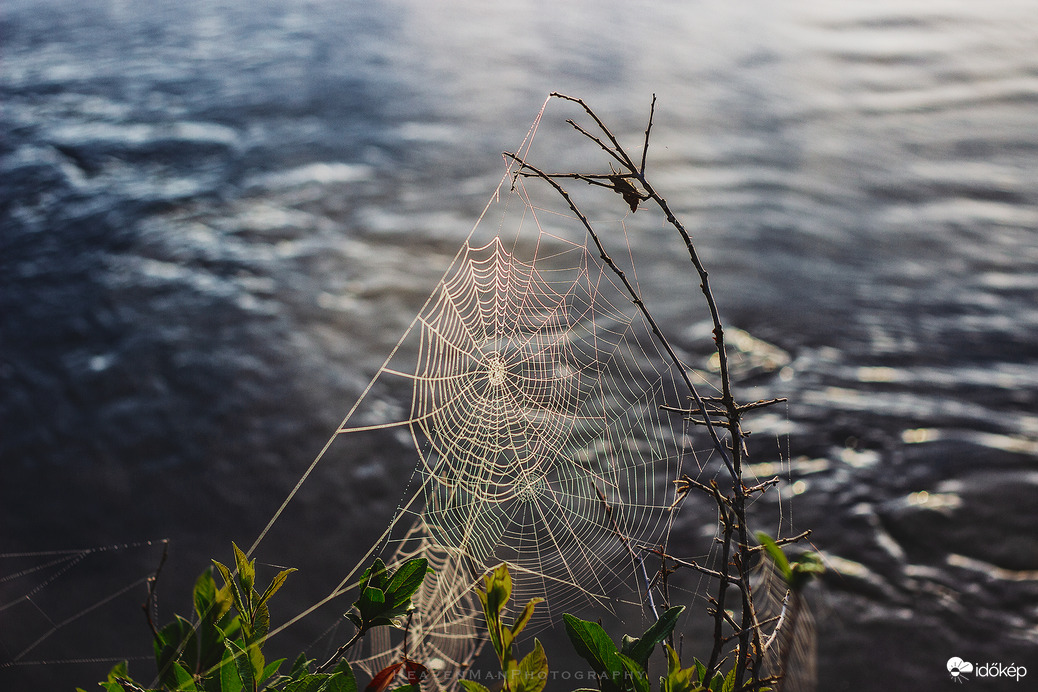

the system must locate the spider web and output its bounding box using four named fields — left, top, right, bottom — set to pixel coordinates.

left=230, top=100, right=724, bottom=689
left=341, top=236, right=695, bottom=682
